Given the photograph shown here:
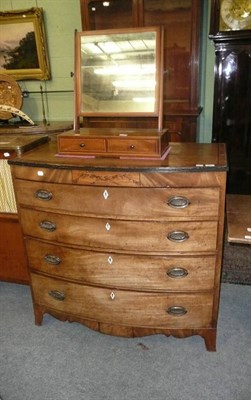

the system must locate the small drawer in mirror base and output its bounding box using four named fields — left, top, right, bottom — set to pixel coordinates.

left=57, top=128, right=169, bottom=159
